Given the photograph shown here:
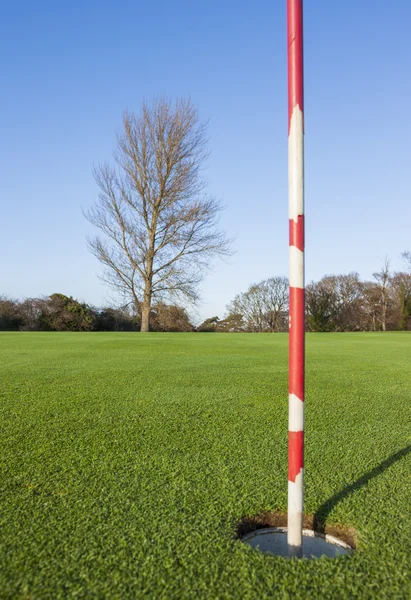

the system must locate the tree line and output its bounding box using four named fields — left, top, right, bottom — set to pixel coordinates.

left=198, top=255, right=411, bottom=333
left=2, top=255, right=410, bottom=333
left=0, top=294, right=193, bottom=332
